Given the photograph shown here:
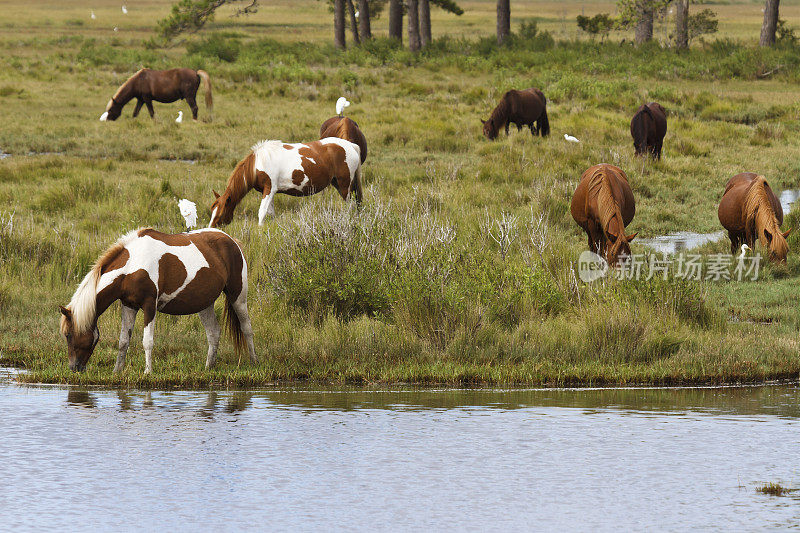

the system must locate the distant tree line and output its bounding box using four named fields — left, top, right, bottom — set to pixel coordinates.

left=155, top=0, right=792, bottom=51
